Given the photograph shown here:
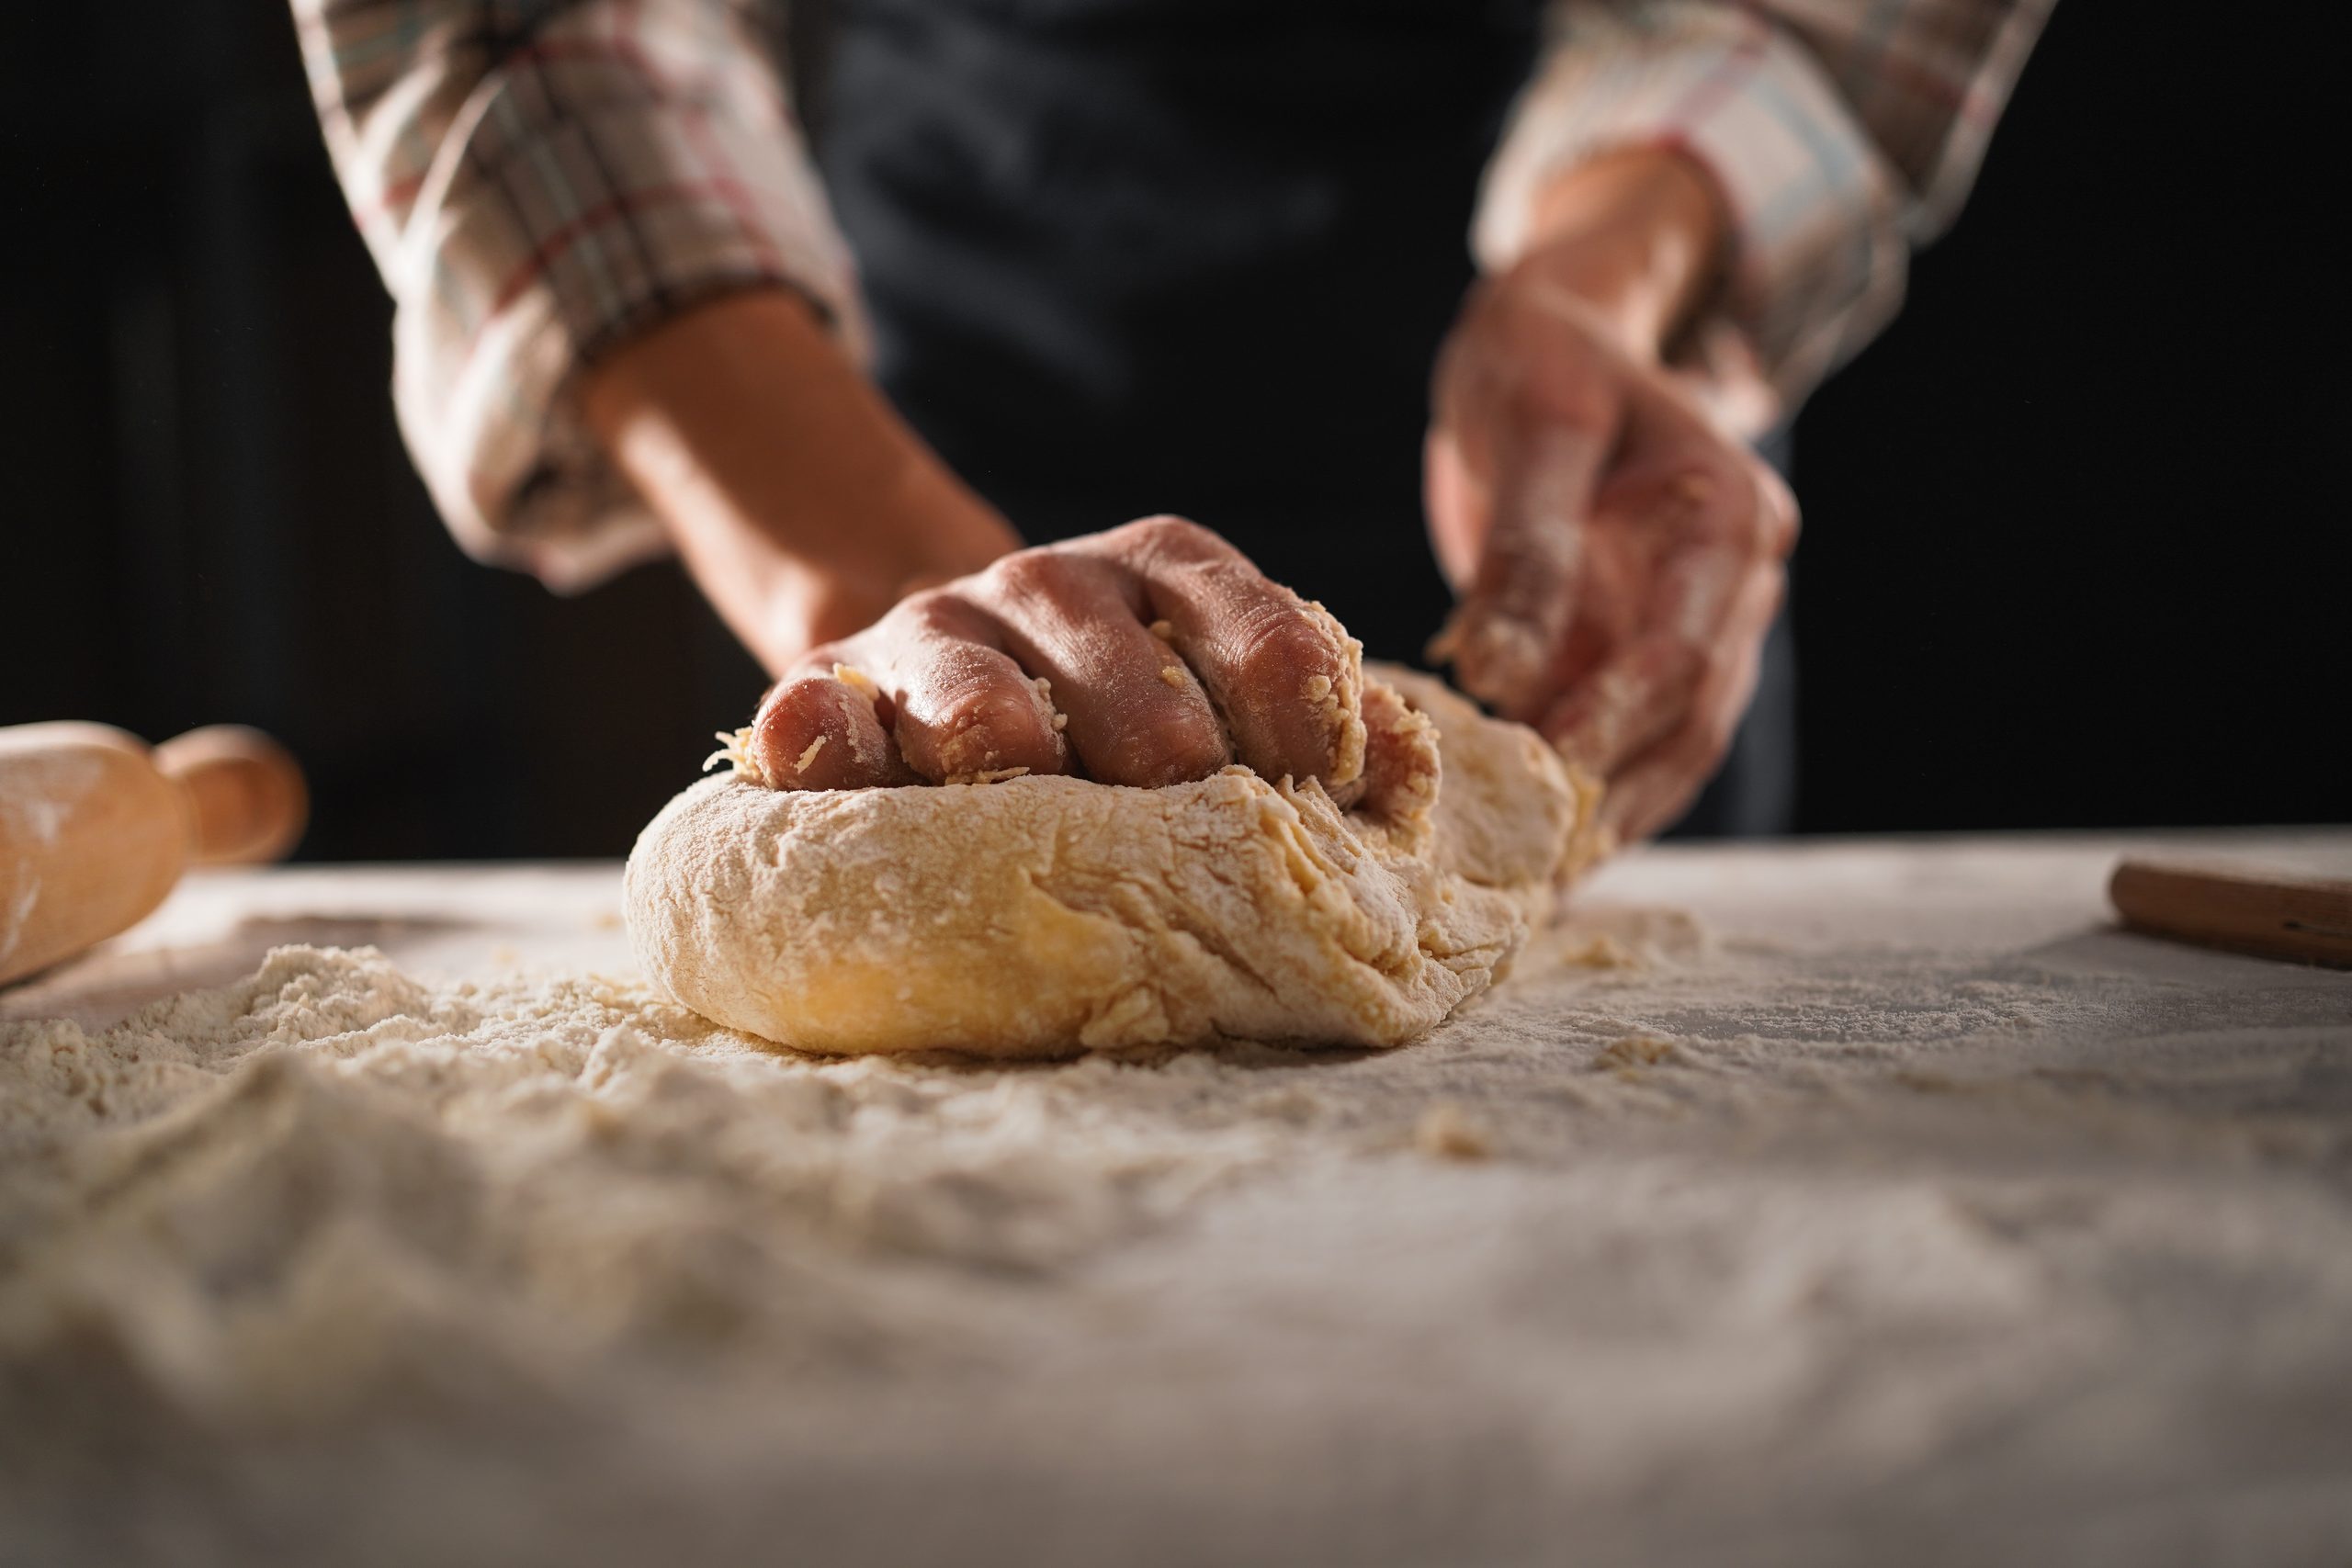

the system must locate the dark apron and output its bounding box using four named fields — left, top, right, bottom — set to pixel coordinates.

left=812, top=0, right=1793, bottom=834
